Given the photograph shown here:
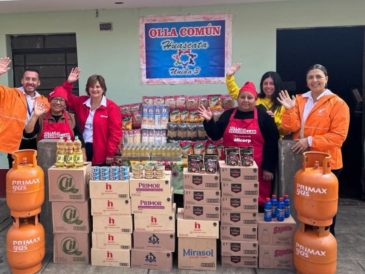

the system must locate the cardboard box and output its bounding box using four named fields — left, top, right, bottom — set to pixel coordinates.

left=259, top=245, right=293, bottom=269
left=91, top=248, right=130, bottom=267
left=177, top=208, right=219, bottom=239
left=220, top=161, right=258, bottom=183
left=221, top=196, right=258, bottom=213
left=52, top=201, right=89, bottom=233
left=221, top=181, right=259, bottom=197
left=183, top=204, right=220, bottom=221
left=133, top=231, right=175, bottom=252
left=48, top=163, right=91, bottom=202
left=131, top=194, right=173, bottom=214
left=91, top=198, right=131, bottom=216
left=92, top=214, right=133, bottom=233
left=257, top=214, right=296, bottom=246
left=222, top=256, right=258, bottom=268
left=184, top=189, right=221, bottom=205
left=221, top=225, right=258, bottom=241
left=134, top=205, right=176, bottom=232
left=129, top=175, right=171, bottom=196
left=221, top=212, right=258, bottom=226
left=92, top=232, right=132, bottom=249
left=89, top=180, right=129, bottom=199
left=221, top=240, right=258, bottom=257
left=131, top=249, right=173, bottom=271
left=53, top=233, right=89, bottom=264
left=178, top=237, right=217, bottom=271
left=183, top=168, right=220, bottom=190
